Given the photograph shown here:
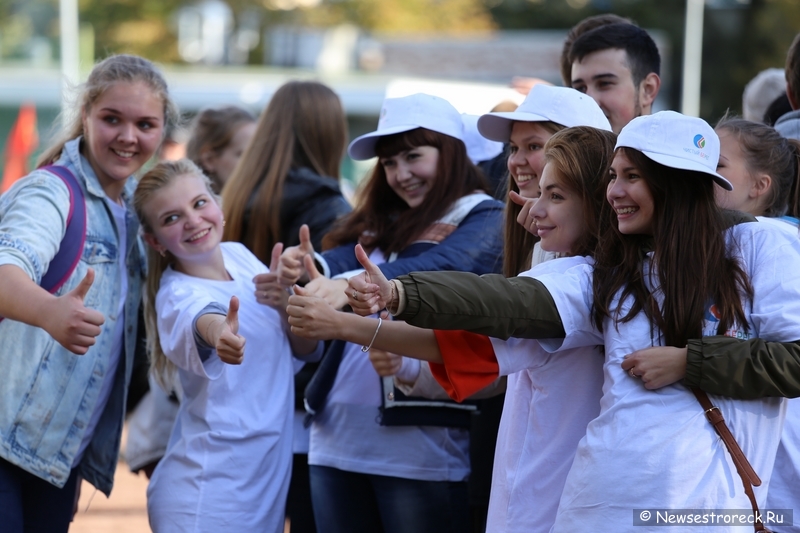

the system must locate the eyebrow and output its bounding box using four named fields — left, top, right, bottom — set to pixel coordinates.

left=572, top=72, right=619, bottom=86
left=98, top=107, right=162, bottom=122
